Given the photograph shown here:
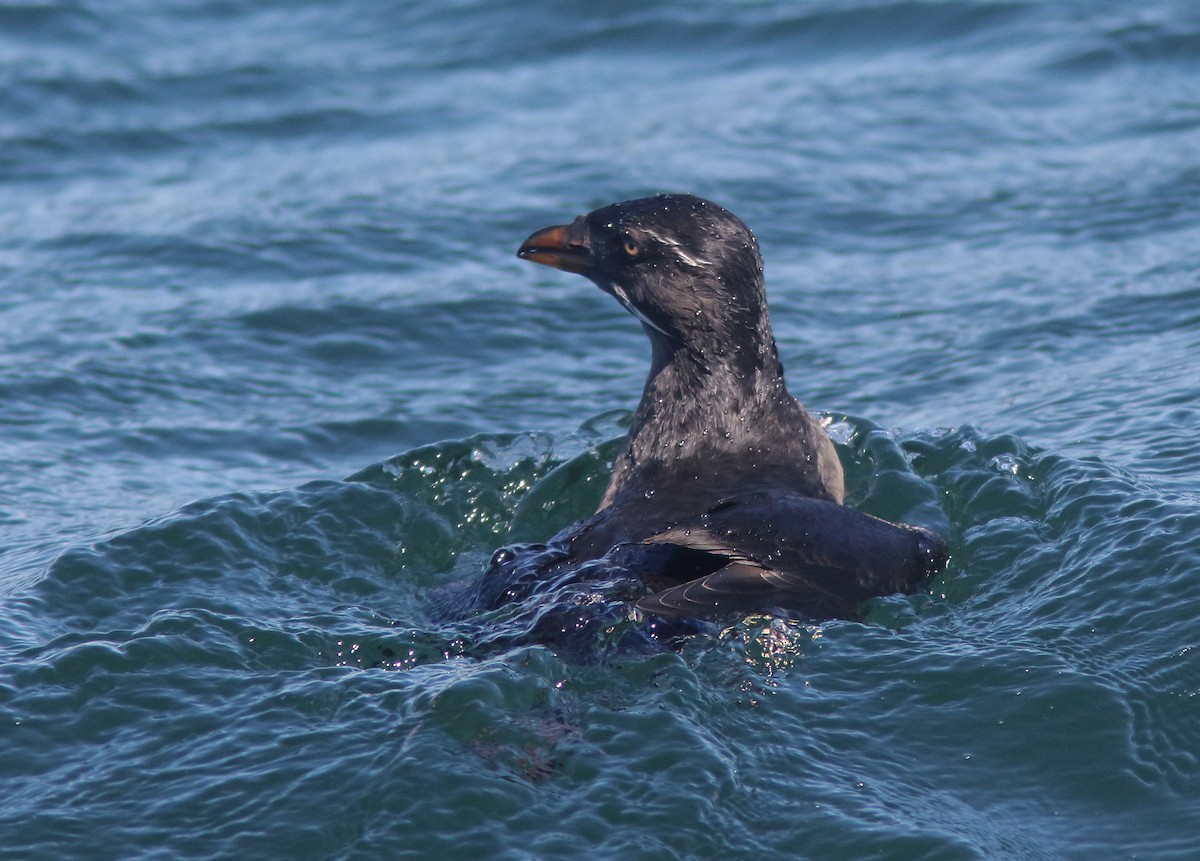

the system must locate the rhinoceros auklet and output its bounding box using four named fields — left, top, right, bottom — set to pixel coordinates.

left=506, top=193, right=947, bottom=619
